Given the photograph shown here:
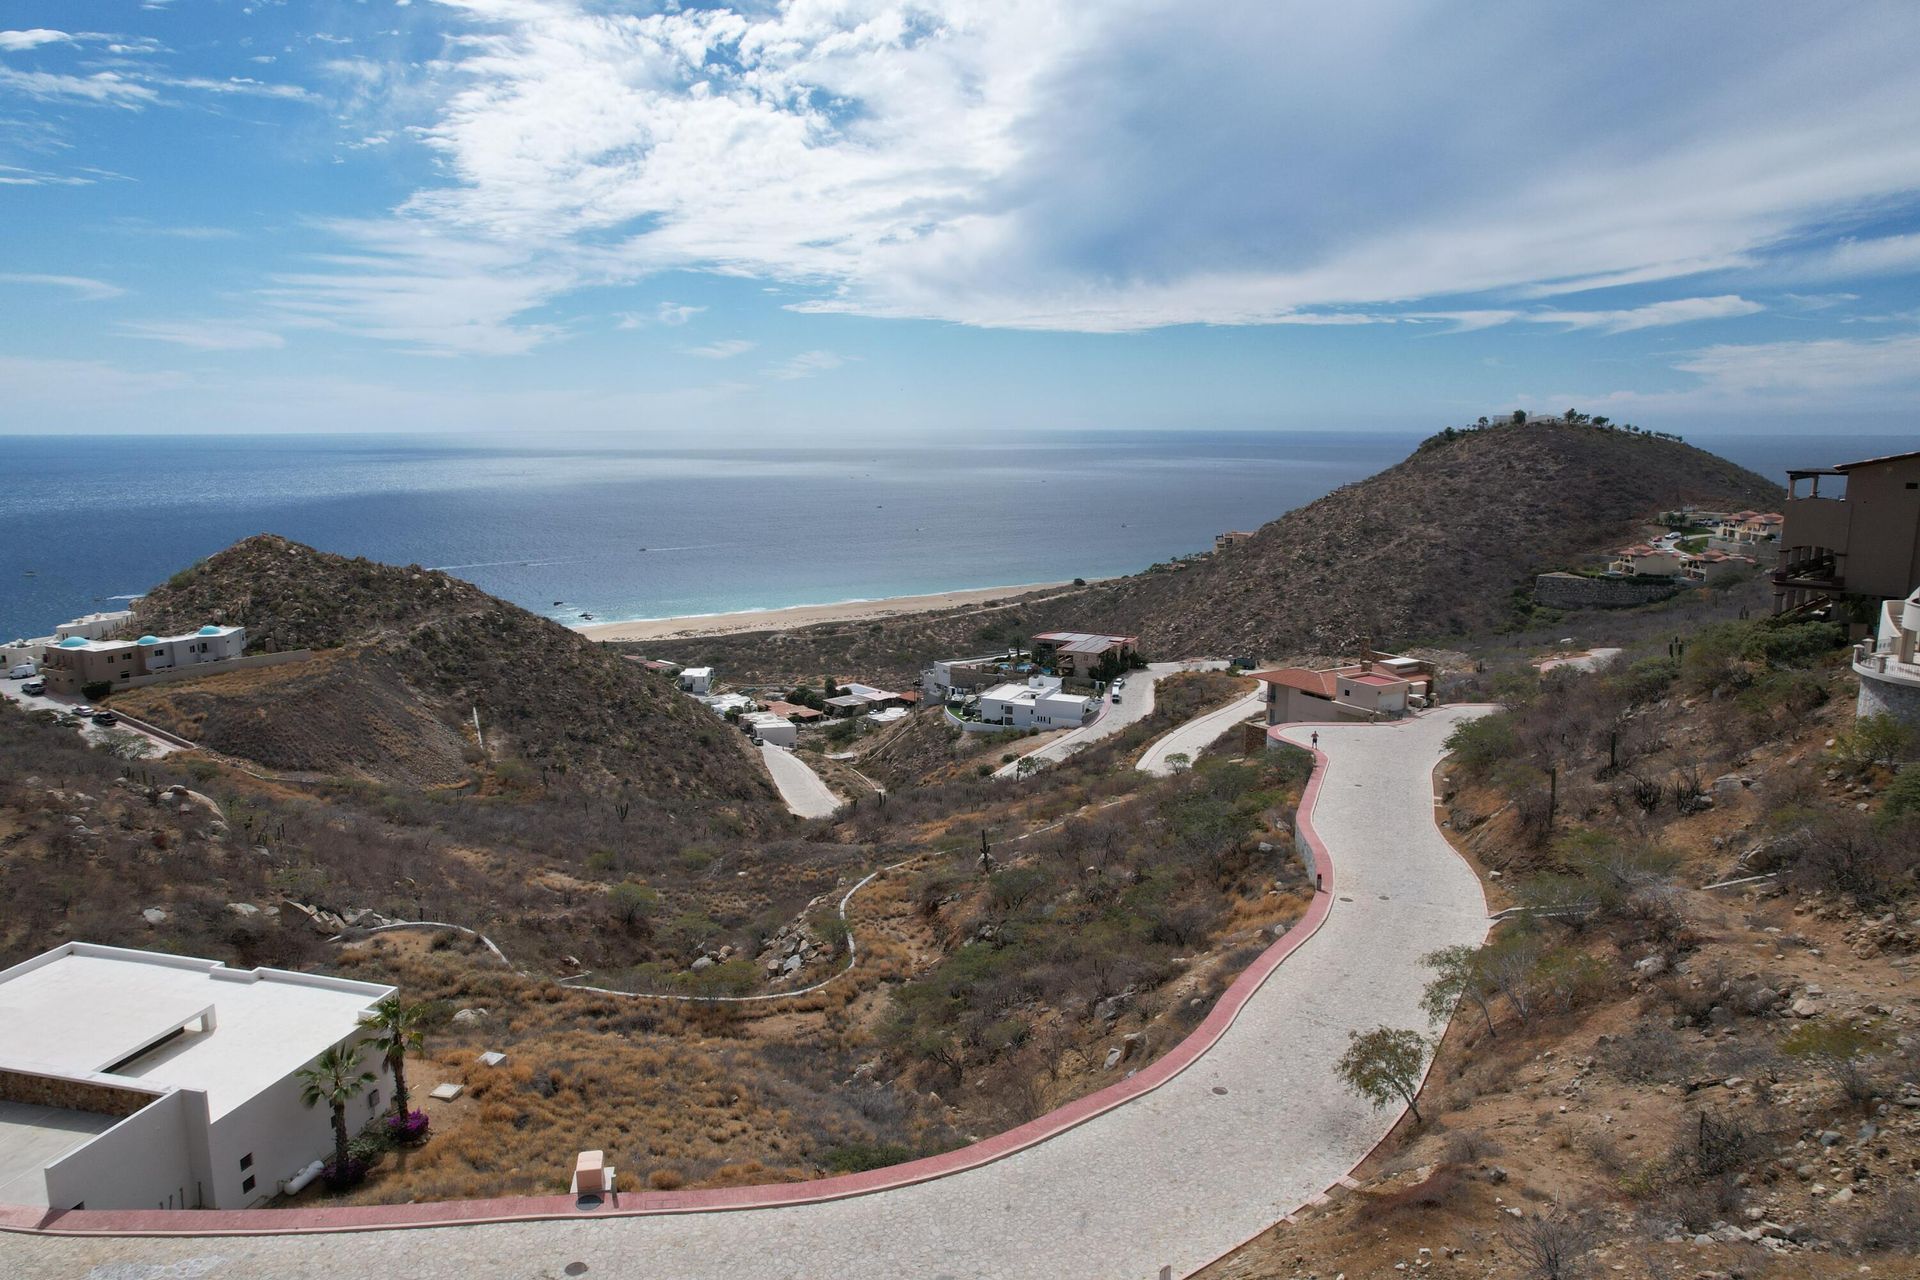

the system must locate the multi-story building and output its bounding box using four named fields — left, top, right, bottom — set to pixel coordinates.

left=1774, top=450, right=1920, bottom=614
left=1029, top=631, right=1139, bottom=678
left=40, top=624, right=245, bottom=695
